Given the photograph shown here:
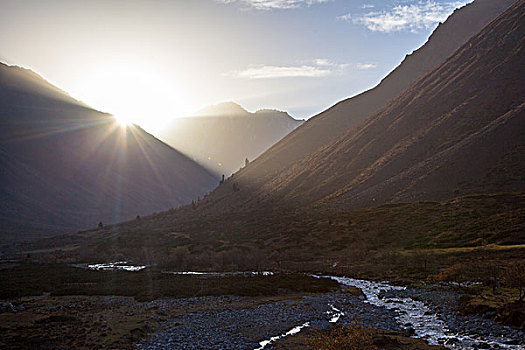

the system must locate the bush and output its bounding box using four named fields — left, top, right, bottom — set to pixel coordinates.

left=504, top=262, right=525, bottom=301
left=309, top=323, right=377, bottom=350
